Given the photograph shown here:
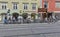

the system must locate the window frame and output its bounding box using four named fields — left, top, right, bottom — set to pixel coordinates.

left=1, top=3, right=7, bottom=9
left=44, top=1, right=48, bottom=8
left=23, top=3, right=28, bottom=10
left=32, top=3, right=36, bottom=10
left=55, top=2, right=60, bottom=8
left=13, top=3, right=18, bottom=10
